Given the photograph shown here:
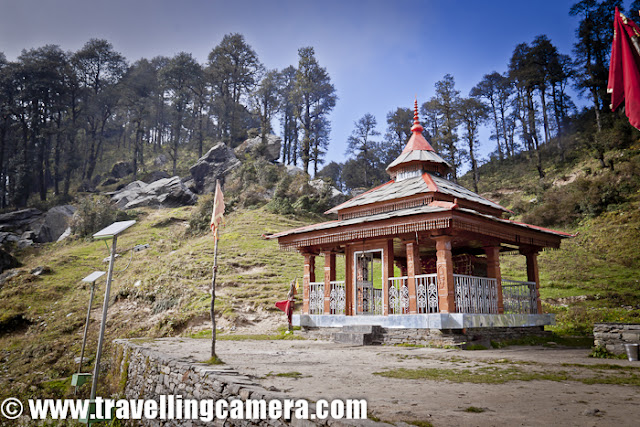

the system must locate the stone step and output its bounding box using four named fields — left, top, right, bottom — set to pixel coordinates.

left=341, top=324, right=382, bottom=334
left=332, top=332, right=374, bottom=346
